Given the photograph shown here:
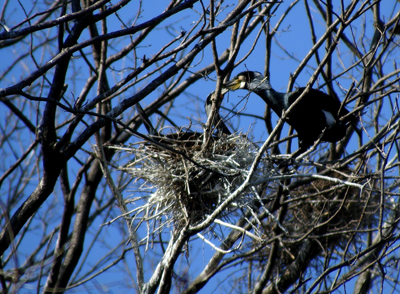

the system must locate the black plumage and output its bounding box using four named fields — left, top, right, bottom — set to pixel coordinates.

left=204, top=89, right=231, bottom=136
left=224, top=71, right=356, bottom=150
